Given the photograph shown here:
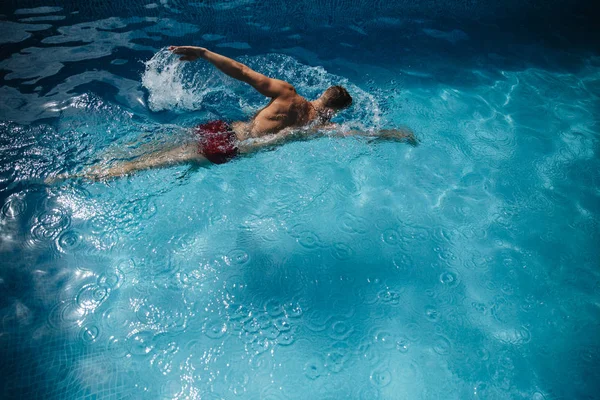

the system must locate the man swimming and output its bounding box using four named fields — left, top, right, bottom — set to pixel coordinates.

left=56, top=45, right=415, bottom=180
